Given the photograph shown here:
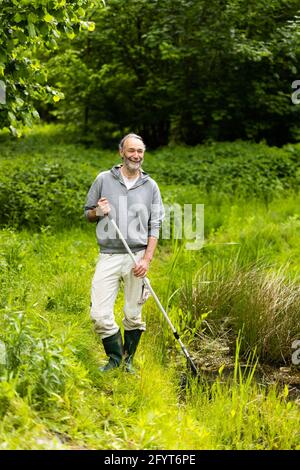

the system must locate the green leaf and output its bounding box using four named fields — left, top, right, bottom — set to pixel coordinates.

left=44, top=13, right=55, bottom=23
left=9, top=125, right=18, bottom=137
left=14, top=13, right=23, bottom=23
left=77, top=7, right=85, bottom=17
left=28, top=22, right=36, bottom=38
left=8, top=111, right=16, bottom=123
left=52, top=28, right=61, bottom=39
left=32, top=109, right=40, bottom=120
left=15, top=97, right=24, bottom=108
left=28, top=13, right=38, bottom=24
left=64, top=26, right=75, bottom=40
left=56, top=0, right=66, bottom=7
